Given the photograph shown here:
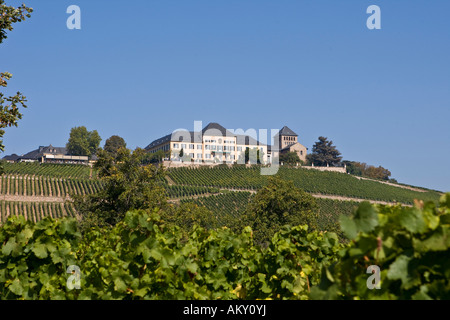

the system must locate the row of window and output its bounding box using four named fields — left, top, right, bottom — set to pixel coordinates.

left=173, top=153, right=236, bottom=160
left=204, top=139, right=234, bottom=144
left=205, top=145, right=238, bottom=151
left=172, top=144, right=245, bottom=152
left=173, top=143, right=202, bottom=150
left=283, top=136, right=296, bottom=141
